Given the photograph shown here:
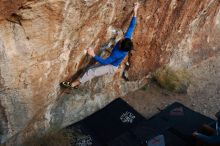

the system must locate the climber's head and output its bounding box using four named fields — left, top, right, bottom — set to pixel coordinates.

left=119, top=38, right=133, bottom=52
